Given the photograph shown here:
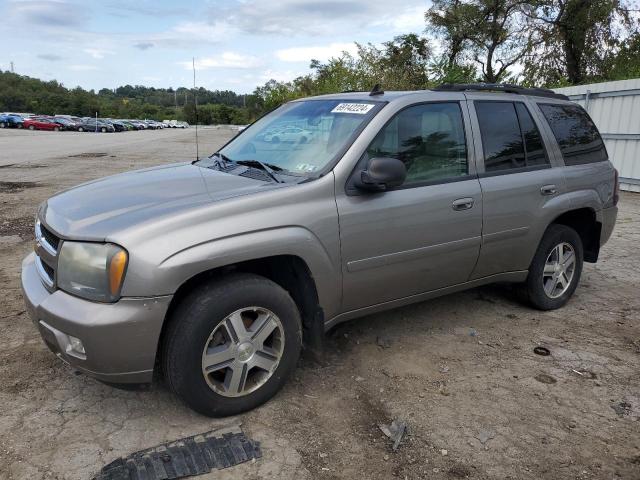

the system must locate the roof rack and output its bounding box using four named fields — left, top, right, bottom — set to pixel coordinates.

left=434, top=83, right=569, bottom=100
